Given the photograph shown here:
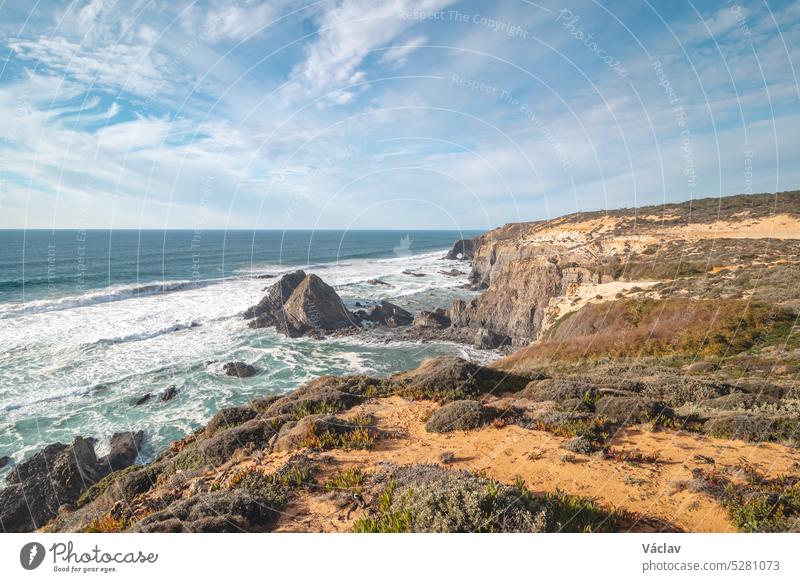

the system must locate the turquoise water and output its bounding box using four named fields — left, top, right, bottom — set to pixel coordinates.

left=0, top=229, right=485, bottom=472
